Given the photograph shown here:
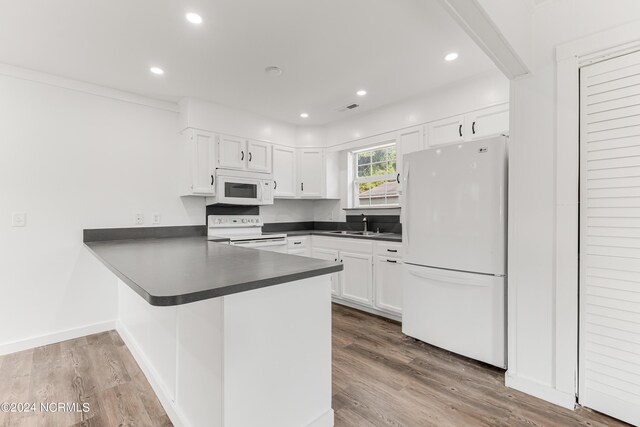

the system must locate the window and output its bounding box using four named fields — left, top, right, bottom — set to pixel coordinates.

left=352, top=144, right=399, bottom=207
